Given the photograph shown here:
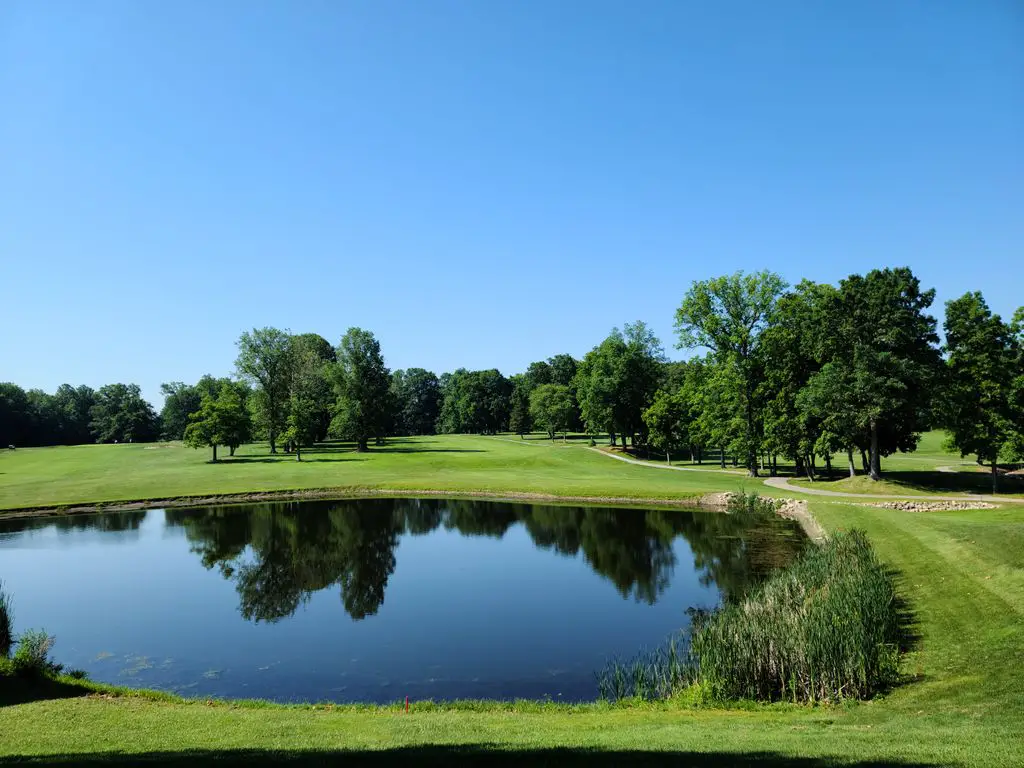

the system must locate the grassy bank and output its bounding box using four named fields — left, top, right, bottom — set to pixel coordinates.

left=0, top=435, right=762, bottom=512
left=2, top=430, right=1016, bottom=514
